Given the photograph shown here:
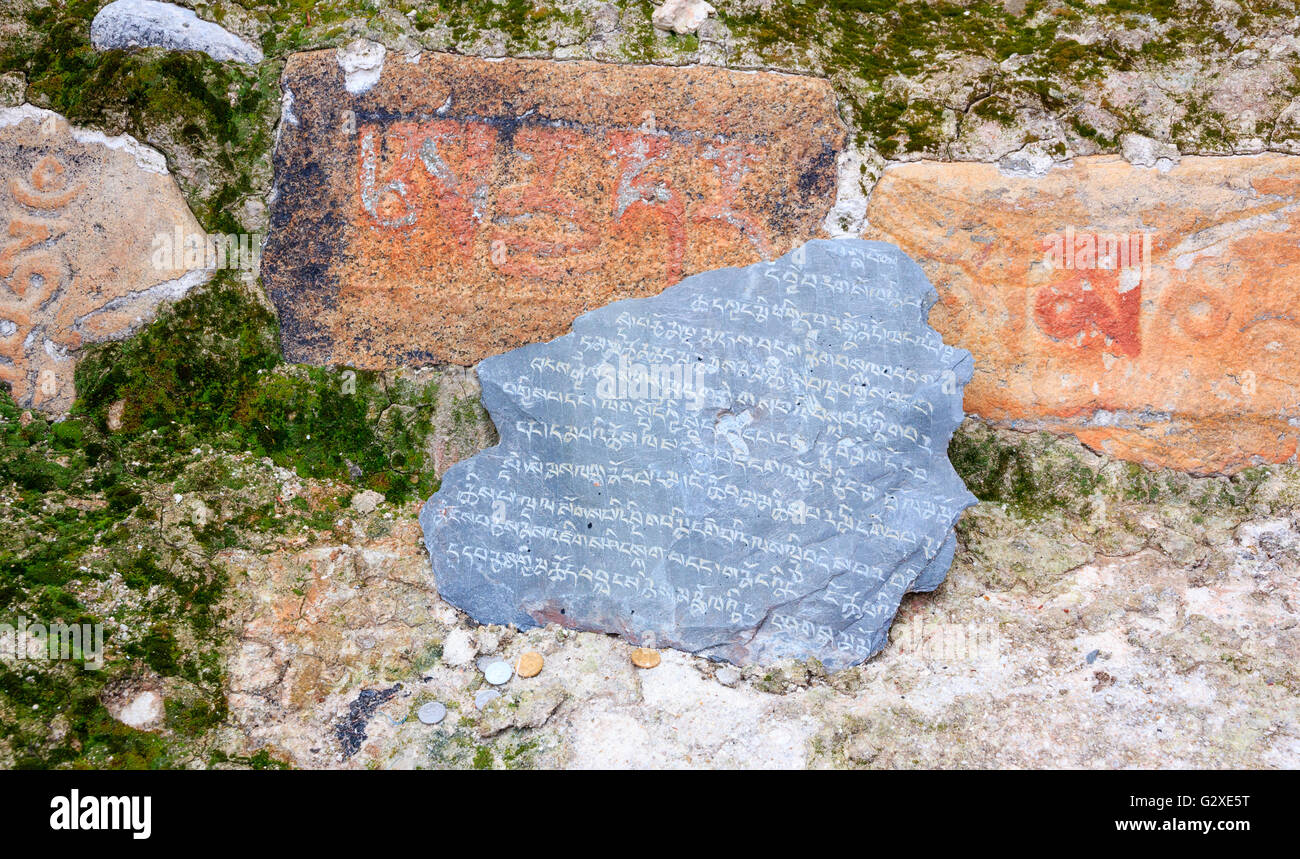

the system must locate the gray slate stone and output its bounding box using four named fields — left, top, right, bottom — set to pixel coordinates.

left=90, top=0, right=263, bottom=65
left=420, top=239, right=975, bottom=670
